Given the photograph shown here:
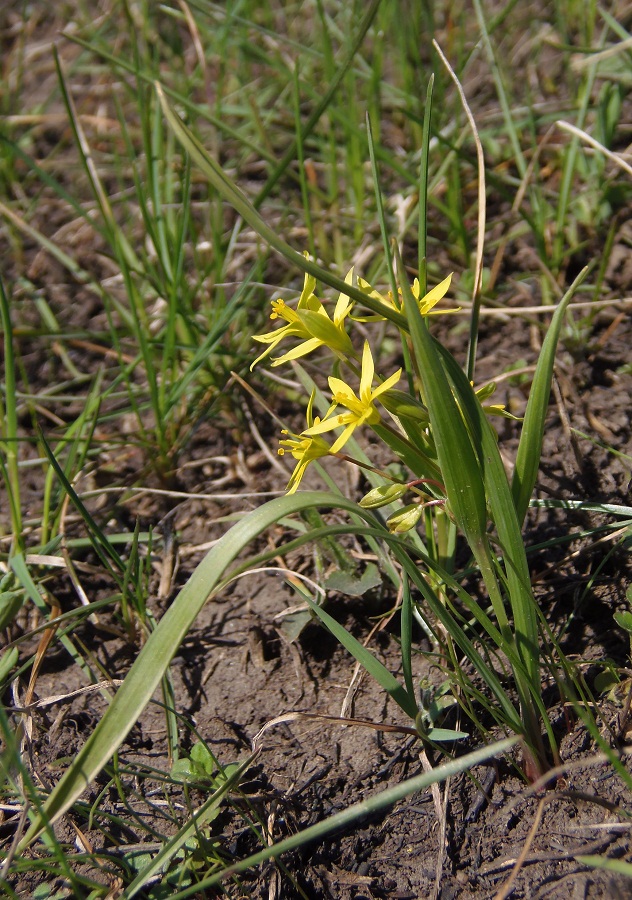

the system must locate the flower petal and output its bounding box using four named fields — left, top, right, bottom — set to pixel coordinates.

left=333, top=267, right=355, bottom=323
left=271, top=337, right=323, bottom=366
left=297, top=271, right=318, bottom=308
left=371, top=367, right=402, bottom=399
left=328, top=377, right=358, bottom=406
left=304, top=410, right=353, bottom=436
left=359, top=342, right=375, bottom=401
left=330, top=423, right=357, bottom=454
left=418, top=273, right=452, bottom=313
